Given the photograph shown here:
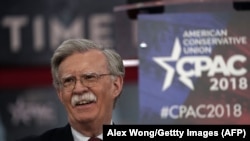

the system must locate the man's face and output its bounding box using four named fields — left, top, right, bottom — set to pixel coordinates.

left=57, top=49, right=123, bottom=125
